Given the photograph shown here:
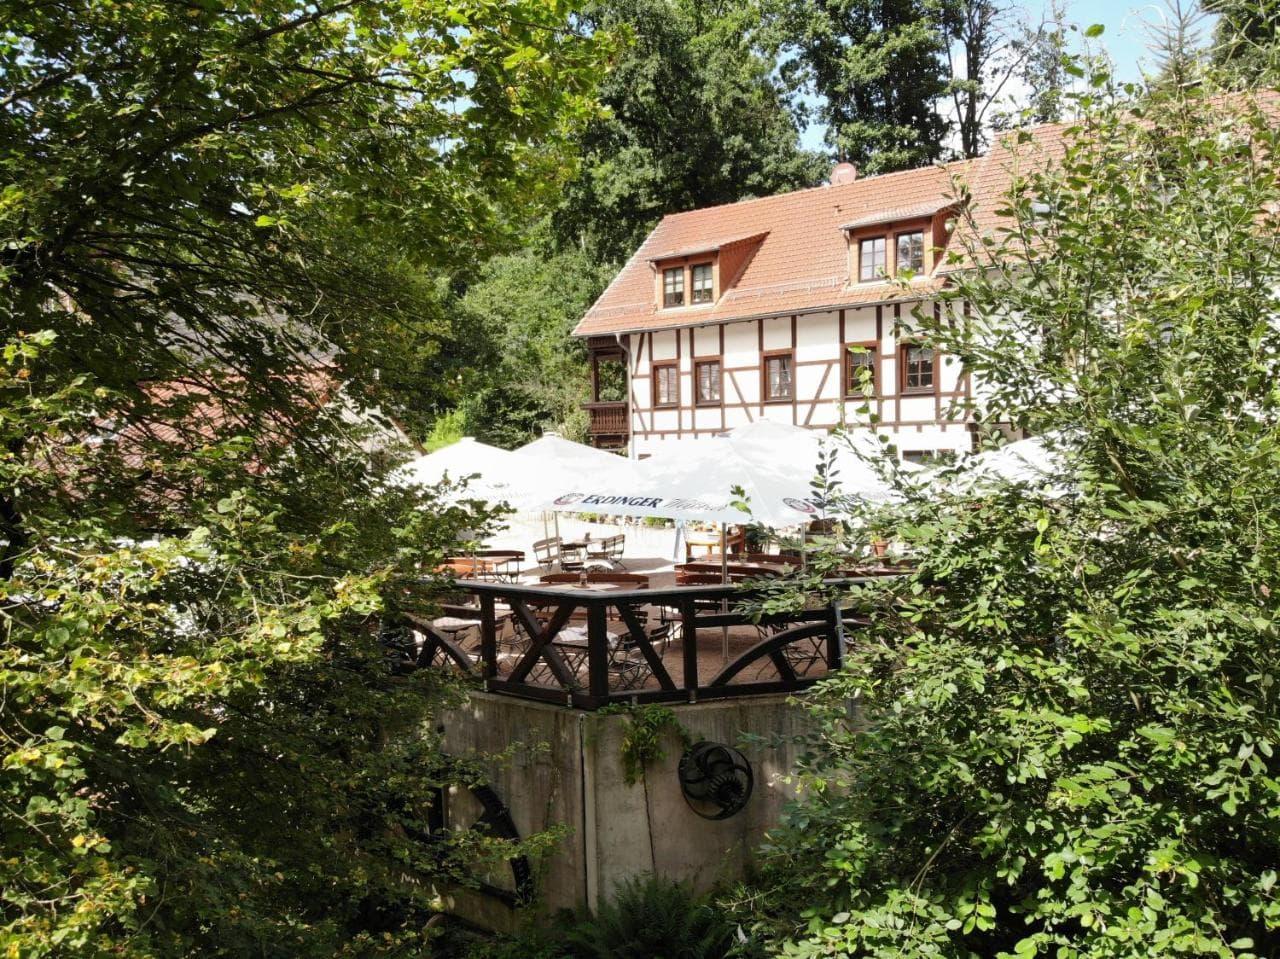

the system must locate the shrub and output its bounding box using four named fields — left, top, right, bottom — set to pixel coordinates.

left=741, top=80, right=1280, bottom=957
